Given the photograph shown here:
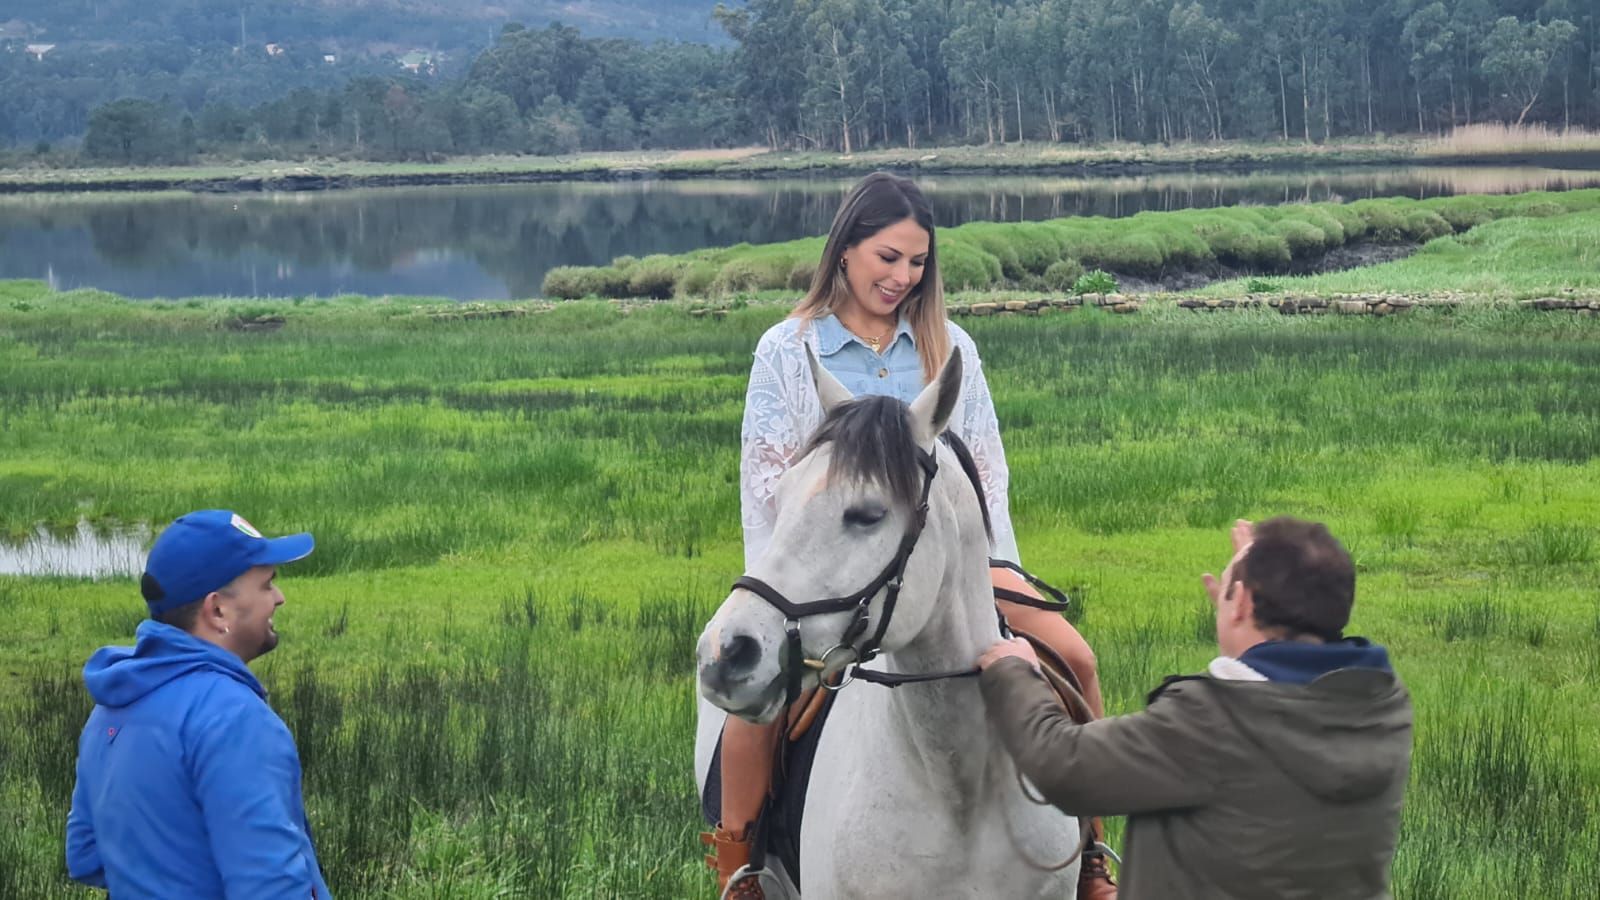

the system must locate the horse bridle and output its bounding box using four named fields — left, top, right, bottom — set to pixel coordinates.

left=731, top=440, right=1072, bottom=704
left=731, top=443, right=939, bottom=705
